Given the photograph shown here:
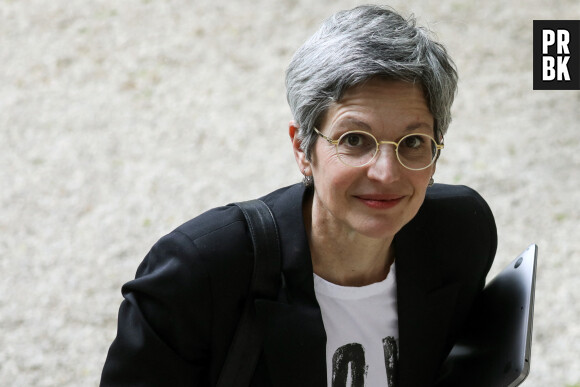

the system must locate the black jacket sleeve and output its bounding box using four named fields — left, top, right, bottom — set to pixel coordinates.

left=100, top=230, right=213, bottom=386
